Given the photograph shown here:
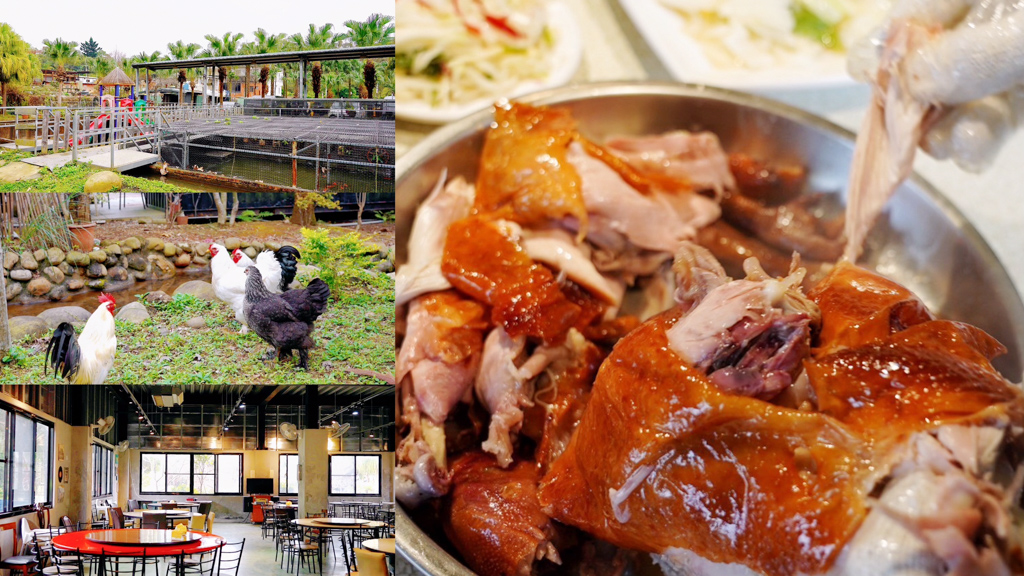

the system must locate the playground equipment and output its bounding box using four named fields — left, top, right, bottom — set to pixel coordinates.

left=69, top=97, right=155, bottom=146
